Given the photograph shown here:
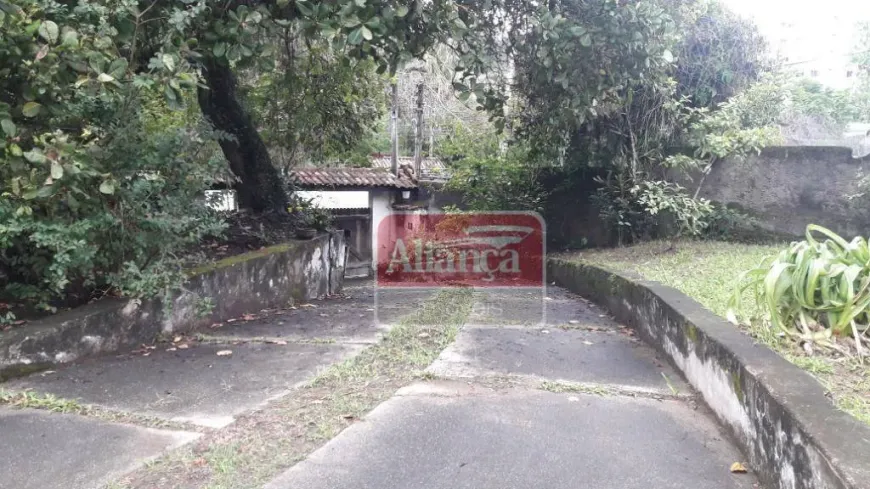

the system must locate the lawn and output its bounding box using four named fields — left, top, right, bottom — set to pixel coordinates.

left=561, top=240, right=870, bottom=426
